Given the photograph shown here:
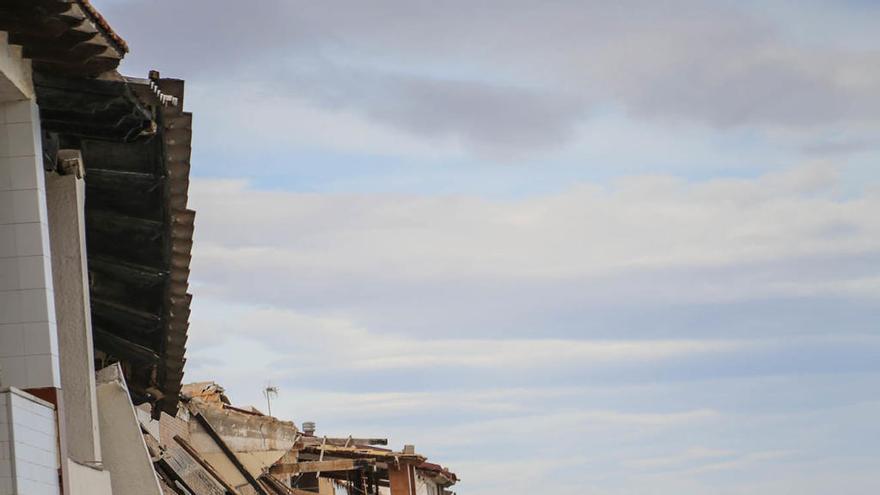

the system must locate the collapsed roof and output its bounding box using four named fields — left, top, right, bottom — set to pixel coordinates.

left=167, top=382, right=459, bottom=495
